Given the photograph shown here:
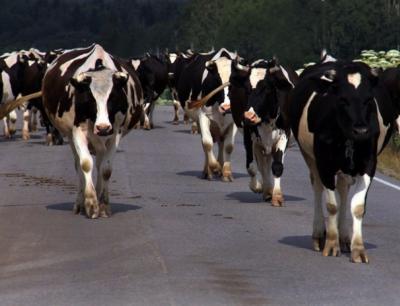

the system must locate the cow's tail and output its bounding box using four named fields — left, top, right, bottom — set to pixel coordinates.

left=187, top=82, right=230, bottom=110
left=0, top=91, right=42, bottom=119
